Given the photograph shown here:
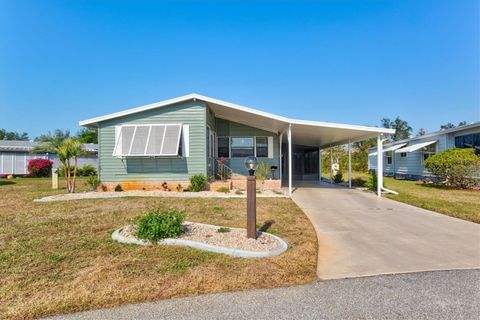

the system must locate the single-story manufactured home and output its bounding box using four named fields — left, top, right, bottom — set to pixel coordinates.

left=79, top=93, right=394, bottom=195
left=368, top=122, right=480, bottom=180
left=0, top=140, right=98, bottom=176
